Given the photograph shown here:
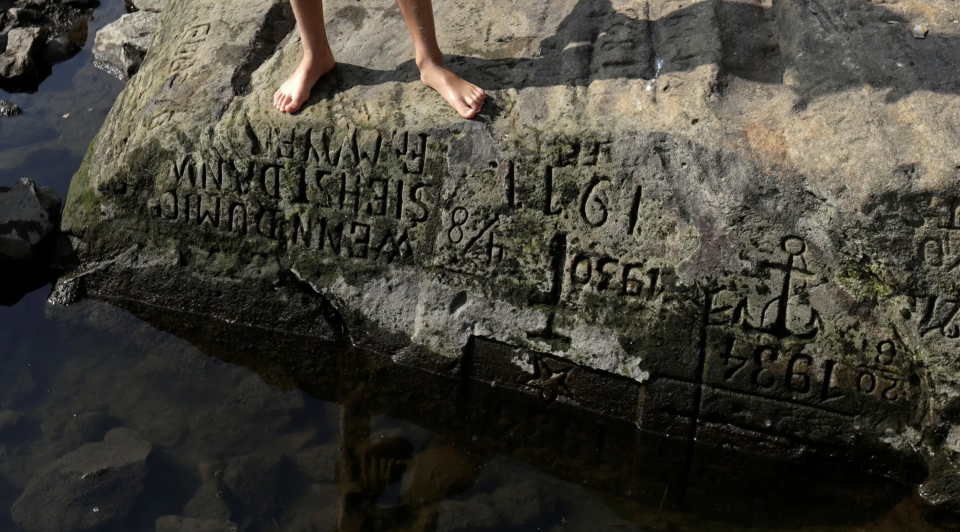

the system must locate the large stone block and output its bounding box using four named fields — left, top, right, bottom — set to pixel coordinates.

left=57, top=0, right=960, bottom=514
